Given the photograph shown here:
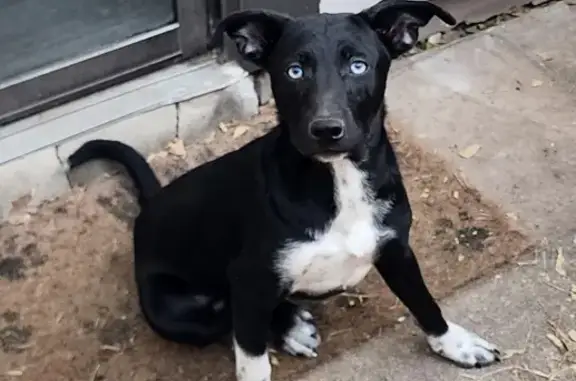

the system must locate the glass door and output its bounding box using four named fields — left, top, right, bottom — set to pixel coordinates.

left=0, top=0, right=209, bottom=125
